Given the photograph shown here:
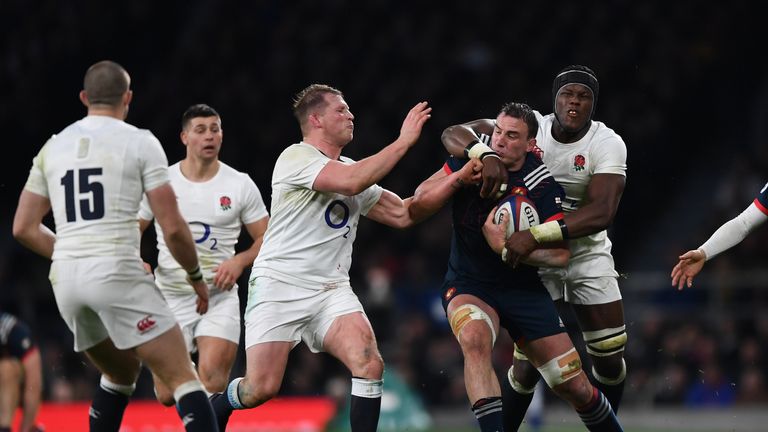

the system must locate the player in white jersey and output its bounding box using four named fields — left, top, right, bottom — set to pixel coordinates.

left=139, top=104, right=269, bottom=405
left=12, top=60, right=218, bottom=432
left=672, top=180, right=768, bottom=289
left=442, top=65, right=628, bottom=430
left=209, top=84, right=432, bottom=432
